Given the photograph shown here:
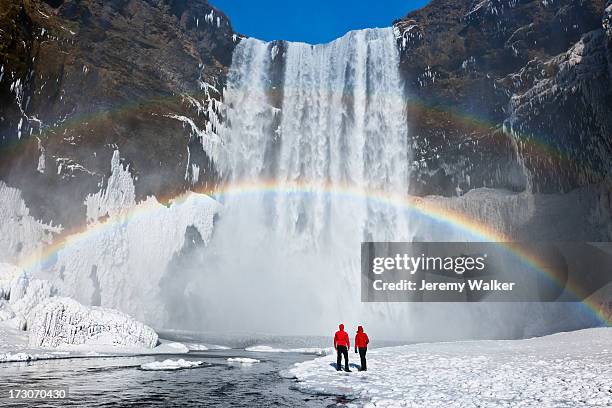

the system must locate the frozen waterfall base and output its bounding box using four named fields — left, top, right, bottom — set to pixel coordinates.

left=289, top=328, right=612, bottom=407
